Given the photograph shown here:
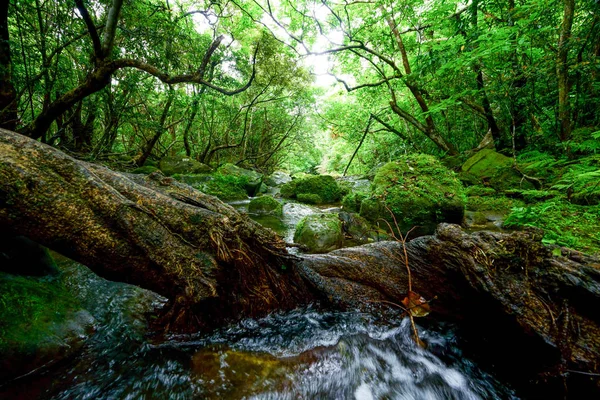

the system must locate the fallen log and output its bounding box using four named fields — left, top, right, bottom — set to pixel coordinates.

left=0, top=128, right=312, bottom=330
left=1, top=128, right=599, bottom=397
